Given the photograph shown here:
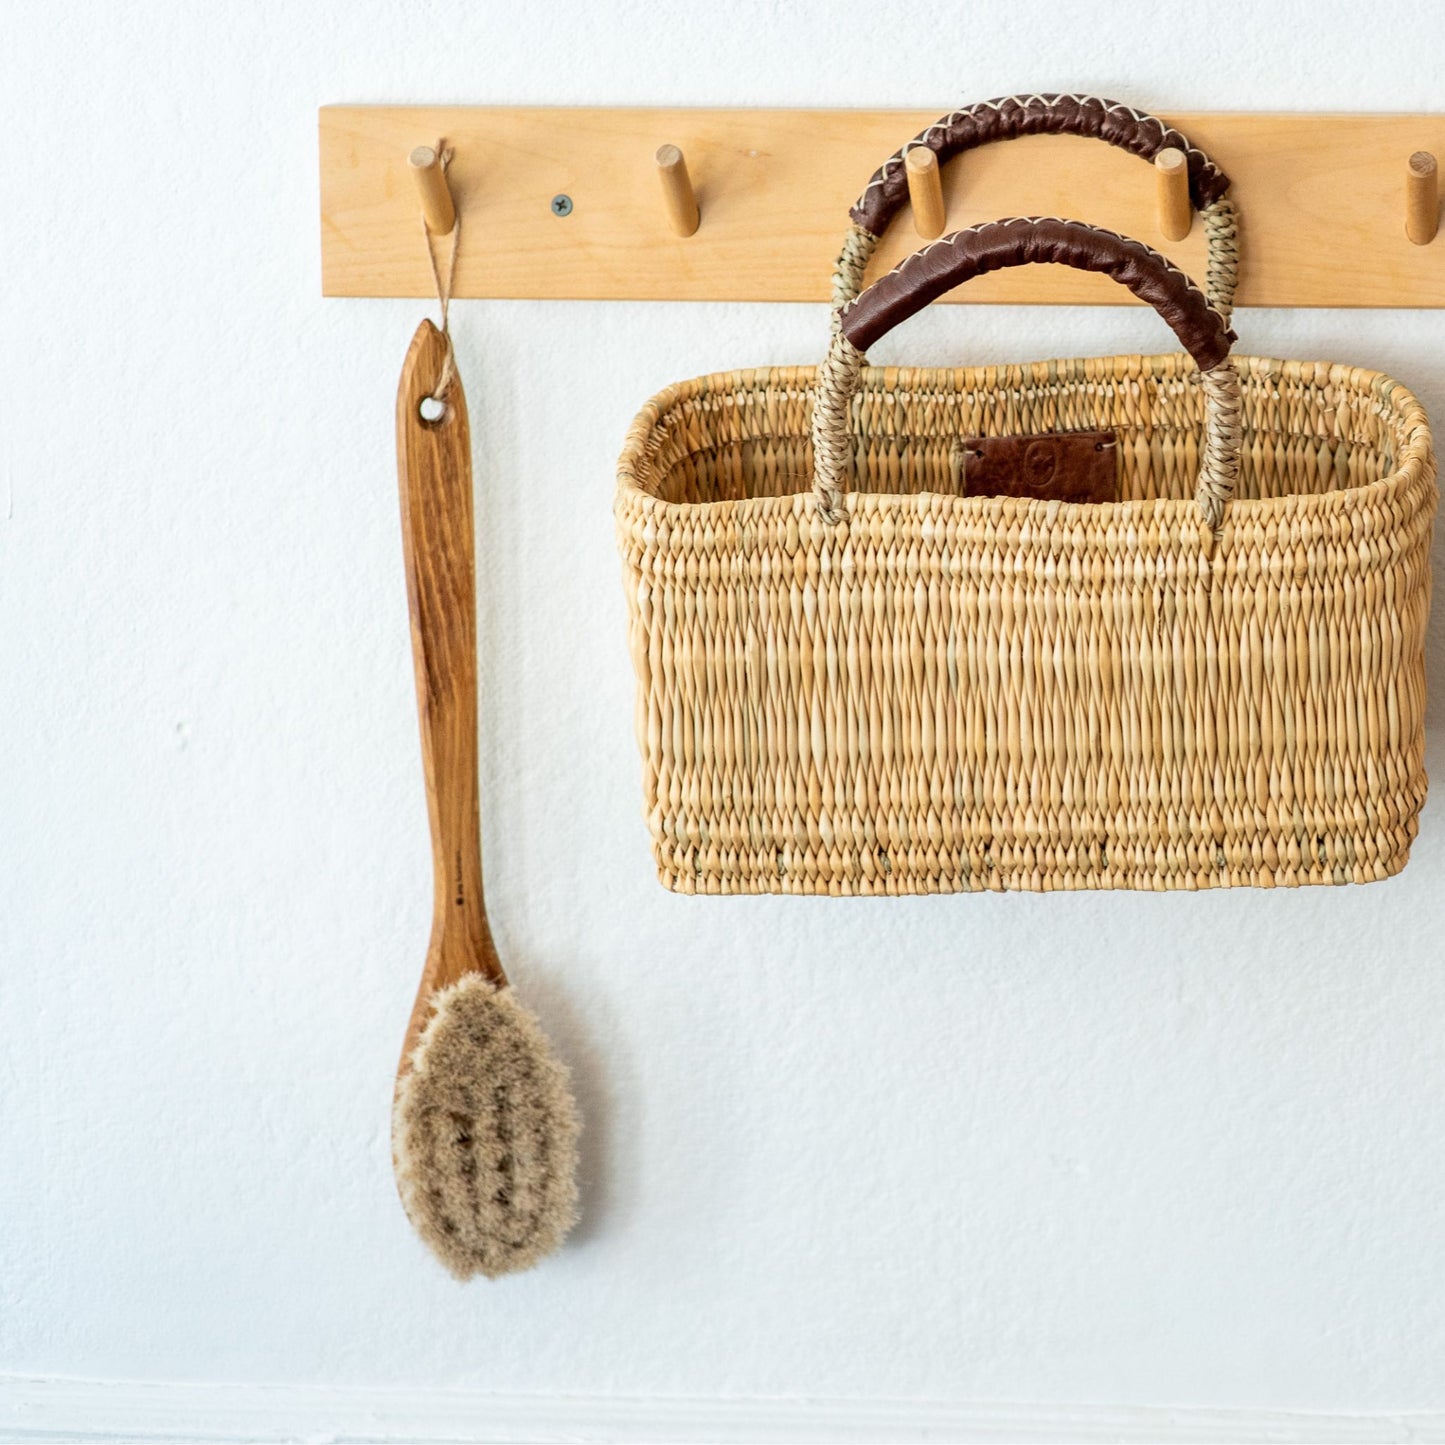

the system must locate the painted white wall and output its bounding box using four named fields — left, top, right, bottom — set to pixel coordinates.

left=4, top=0, right=1445, bottom=1438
